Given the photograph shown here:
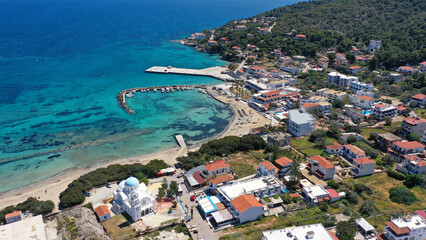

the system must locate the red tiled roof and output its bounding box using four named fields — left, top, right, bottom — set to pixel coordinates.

left=295, top=34, right=306, bottom=38
left=344, top=144, right=366, bottom=156
left=209, top=174, right=234, bottom=185
left=403, top=116, right=426, bottom=125
left=328, top=231, right=340, bottom=240
left=393, top=141, right=425, bottom=150
left=415, top=210, right=426, bottom=220
left=325, top=142, right=343, bottom=150
left=399, top=66, right=414, bottom=71
left=290, top=193, right=301, bottom=199
left=349, top=66, right=361, bottom=70
left=311, top=155, right=334, bottom=169
left=259, top=161, right=278, bottom=171
left=193, top=171, right=207, bottom=184
left=95, top=205, right=110, bottom=217
left=411, top=93, right=426, bottom=100
left=326, top=189, right=340, bottom=199
left=421, top=61, right=426, bottom=65
left=5, top=211, right=21, bottom=219
left=302, top=102, right=320, bottom=108
left=262, top=90, right=282, bottom=96
left=385, top=221, right=411, bottom=235
left=375, top=104, right=387, bottom=108
left=358, top=95, right=375, bottom=101
left=204, top=160, right=230, bottom=172
left=354, top=157, right=376, bottom=165
left=250, top=66, right=265, bottom=70
left=231, top=195, right=263, bottom=213
left=417, top=160, right=426, bottom=167
left=404, top=154, right=421, bottom=161
left=275, top=157, right=292, bottom=167
left=397, top=106, right=406, bottom=111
